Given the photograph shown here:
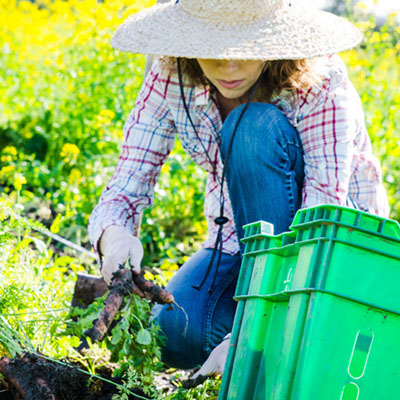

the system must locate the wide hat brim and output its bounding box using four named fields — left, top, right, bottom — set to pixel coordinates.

left=111, top=2, right=362, bottom=60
